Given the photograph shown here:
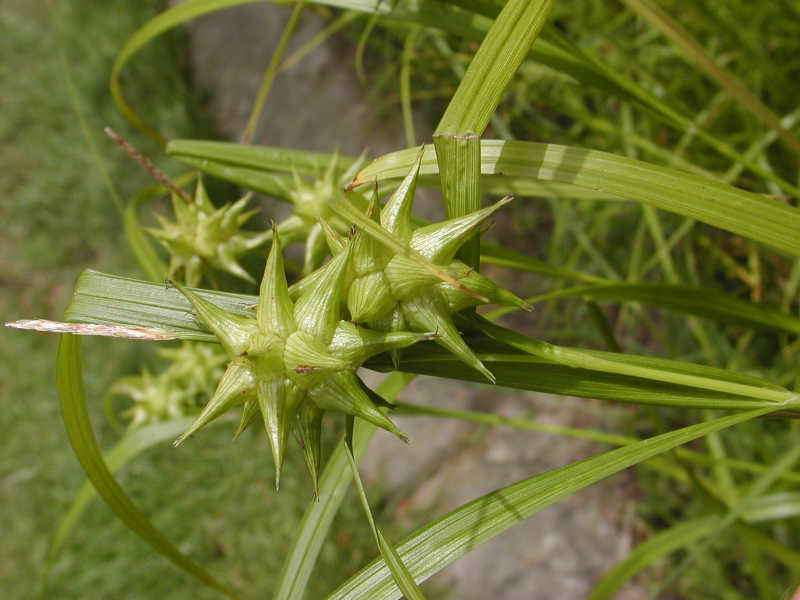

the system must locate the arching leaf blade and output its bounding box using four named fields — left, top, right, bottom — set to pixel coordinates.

left=110, top=0, right=268, bottom=144
left=55, top=334, right=240, bottom=598
left=48, top=417, right=195, bottom=558
left=325, top=408, right=778, bottom=600
left=353, top=141, right=800, bottom=257
left=274, top=372, right=415, bottom=600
